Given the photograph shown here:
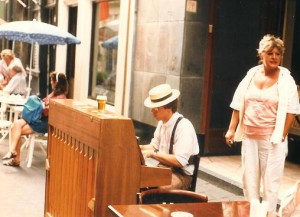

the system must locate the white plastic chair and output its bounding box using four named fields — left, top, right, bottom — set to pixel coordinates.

left=8, top=105, right=24, bottom=122
left=0, top=103, right=12, bottom=144
left=21, top=133, right=47, bottom=168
